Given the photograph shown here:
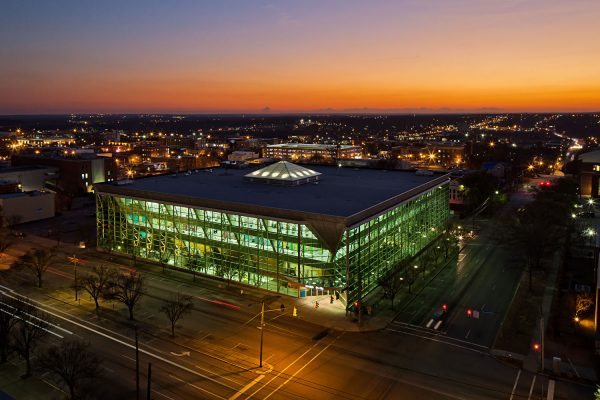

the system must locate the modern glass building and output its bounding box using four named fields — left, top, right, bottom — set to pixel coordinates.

left=95, top=161, right=449, bottom=307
